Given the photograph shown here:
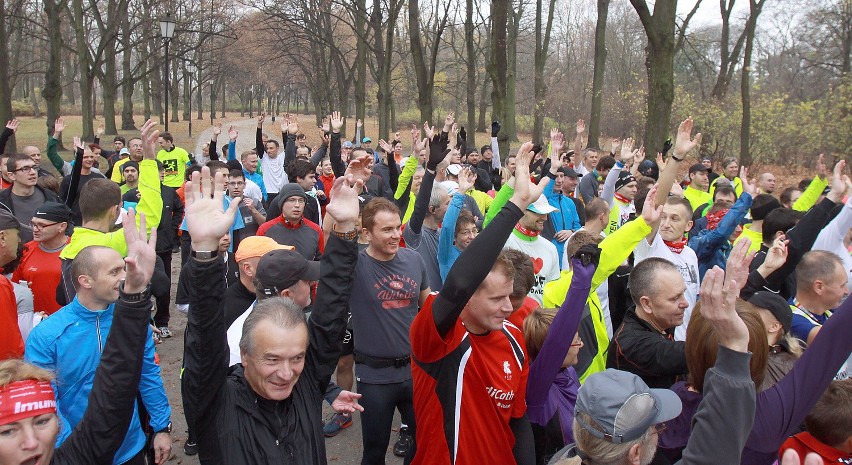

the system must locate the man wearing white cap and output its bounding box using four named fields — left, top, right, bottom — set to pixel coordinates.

left=503, top=193, right=560, bottom=305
